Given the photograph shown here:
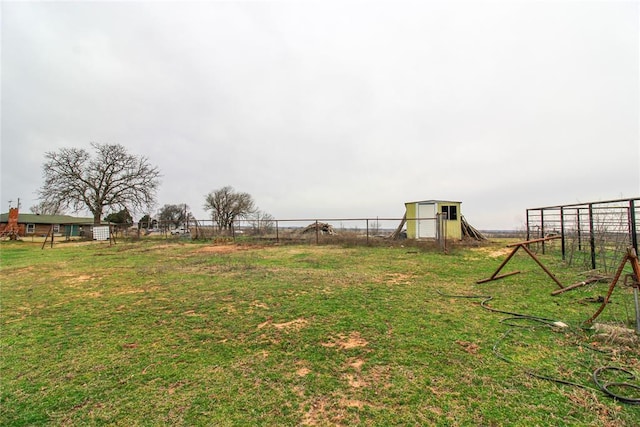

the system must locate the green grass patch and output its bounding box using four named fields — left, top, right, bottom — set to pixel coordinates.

left=1, top=239, right=639, bottom=426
